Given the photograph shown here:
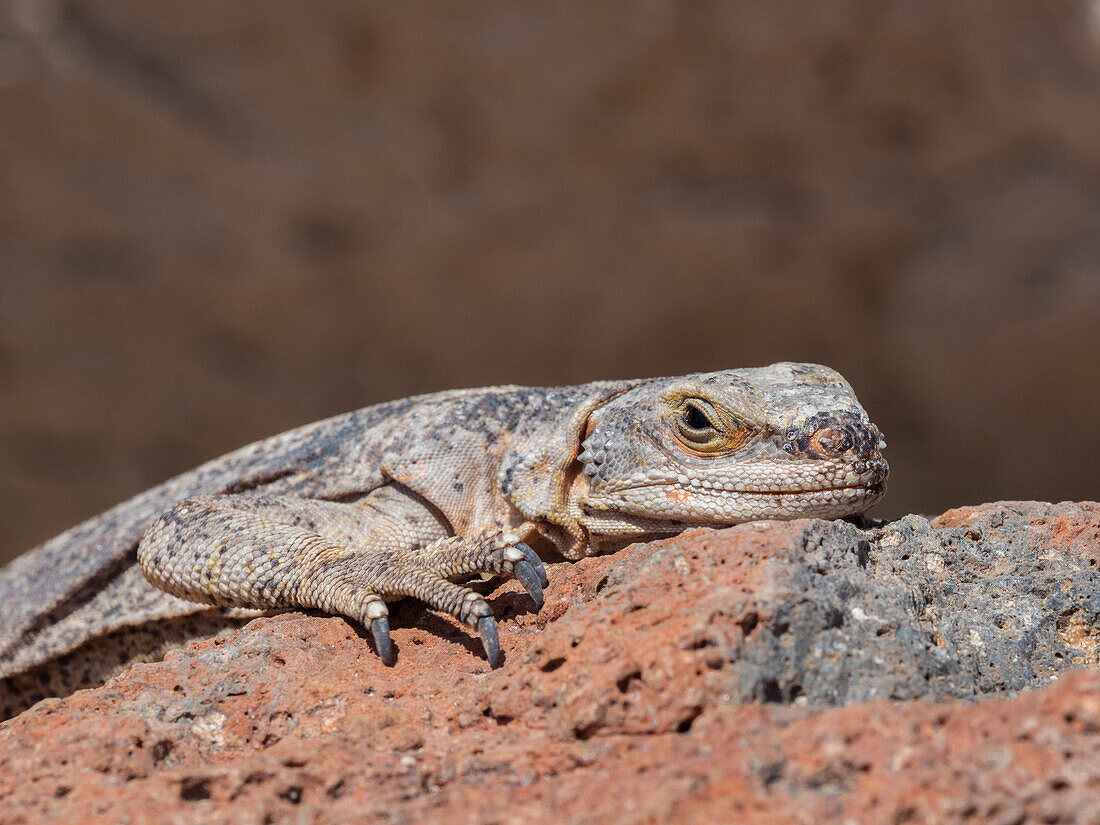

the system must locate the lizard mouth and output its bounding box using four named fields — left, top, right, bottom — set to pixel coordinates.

left=581, top=485, right=882, bottom=531
left=707, top=481, right=886, bottom=498
left=604, top=479, right=885, bottom=497
left=583, top=479, right=887, bottom=530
